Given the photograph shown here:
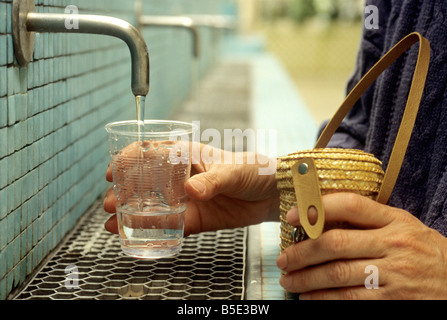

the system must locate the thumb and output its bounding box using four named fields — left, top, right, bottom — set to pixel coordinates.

left=185, top=169, right=229, bottom=201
